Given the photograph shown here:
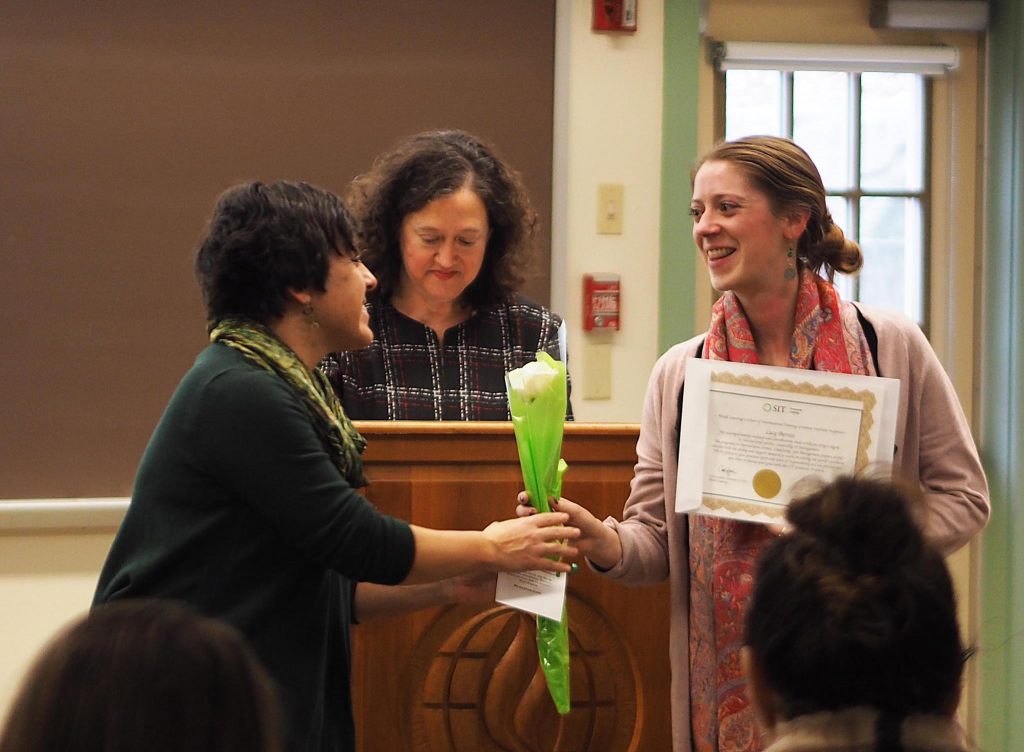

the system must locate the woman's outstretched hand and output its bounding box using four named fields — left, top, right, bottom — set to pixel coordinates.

left=482, top=512, right=579, bottom=574
left=516, top=493, right=623, bottom=570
